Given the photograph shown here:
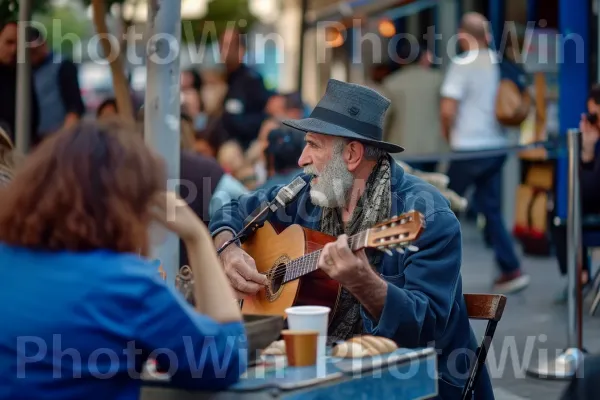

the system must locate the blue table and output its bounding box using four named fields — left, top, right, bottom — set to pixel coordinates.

left=141, top=347, right=438, bottom=399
